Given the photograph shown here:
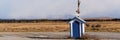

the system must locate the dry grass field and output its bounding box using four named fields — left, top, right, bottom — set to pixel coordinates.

left=86, top=21, right=120, bottom=32
left=0, top=21, right=69, bottom=32
left=0, top=21, right=120, bottom=32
